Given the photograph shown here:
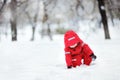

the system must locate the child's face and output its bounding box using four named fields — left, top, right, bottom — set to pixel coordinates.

left=69, top=43, right=78, bottom=48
